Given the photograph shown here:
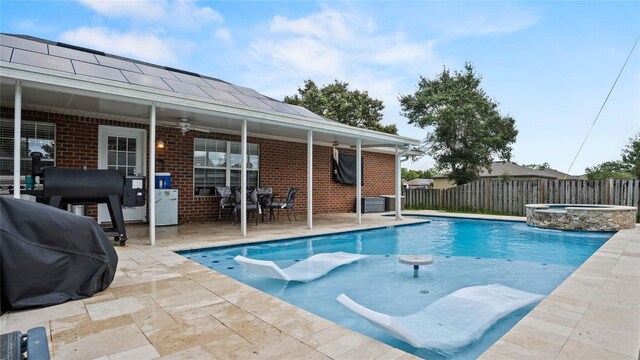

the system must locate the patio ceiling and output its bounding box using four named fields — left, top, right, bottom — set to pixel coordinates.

left=0, top=34, right=420, bottom=149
